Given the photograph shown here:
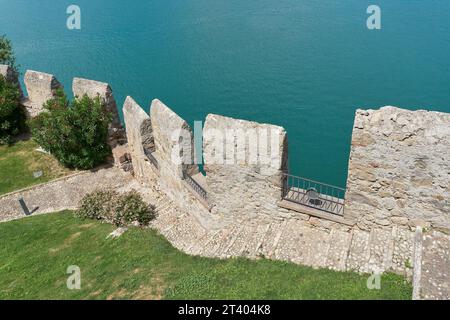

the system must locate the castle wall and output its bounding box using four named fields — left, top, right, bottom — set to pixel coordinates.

left=72, top=78, right=126, bottom=164
left=123, top=96, right=154, bottom=182
left=203, top=114, right=288, bottom=220
left=149, top=99, right=200, bottom=203
left=23, top=70, right=62, bottom=117
left=344, top=106, right=450, bottom=233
